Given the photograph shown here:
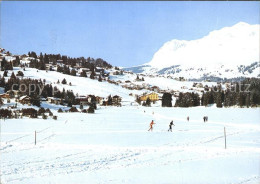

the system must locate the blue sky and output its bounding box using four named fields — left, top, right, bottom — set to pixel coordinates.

left=1, top=1, right=259, bottom=67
